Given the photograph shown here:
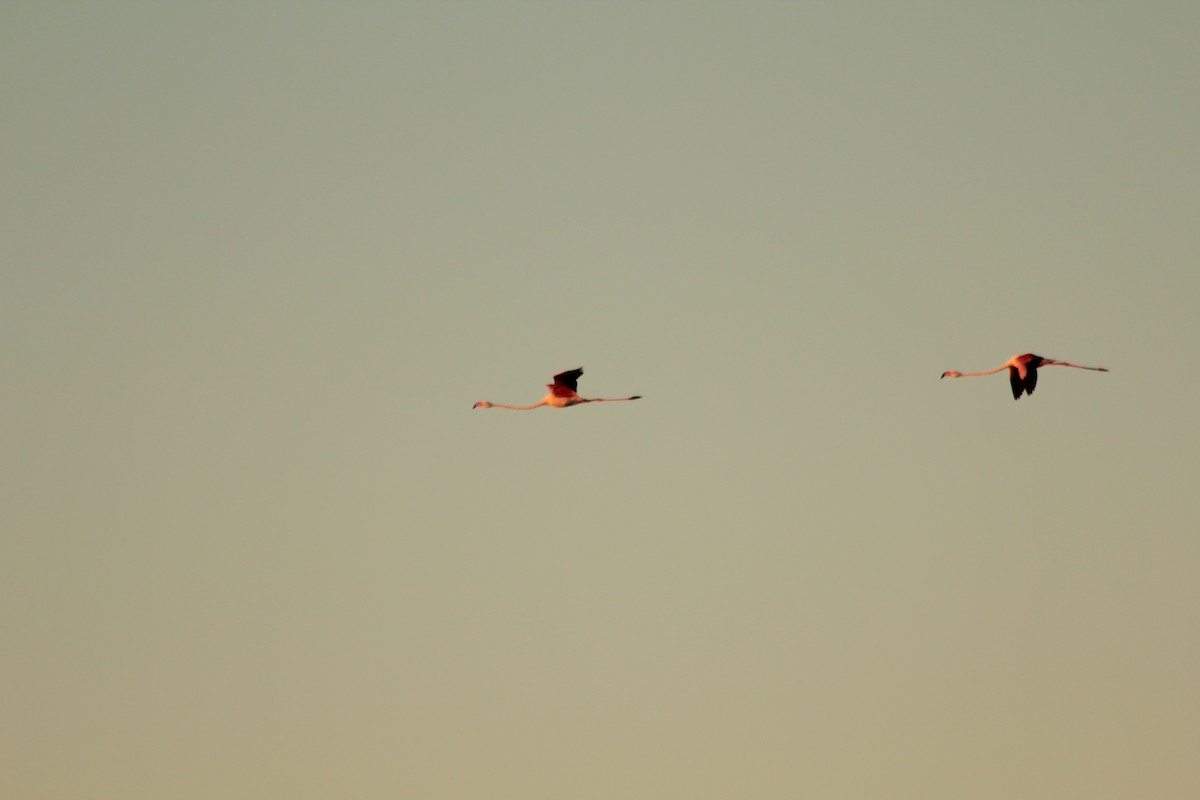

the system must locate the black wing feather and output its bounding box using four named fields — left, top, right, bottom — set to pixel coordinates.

left=553, top=368, right=584, bottom=392
left=1008, top=366, right=1023, bottom=400
left=1024, top=366, right=1038, bottom=396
